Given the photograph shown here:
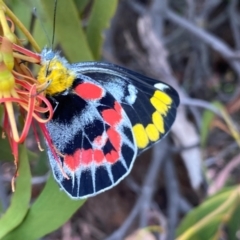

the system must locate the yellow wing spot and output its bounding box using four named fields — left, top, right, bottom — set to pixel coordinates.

left=37, top=59, right=76, bottom=96
left=154, top=91, right=172, bottom=105
left=145, top=124, right=160, bottom=142
left=133, top=124, right=149, bottom=149
left=150, top=96, right=169, bottom=115
left=152, top=111, right=165, bottom=134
